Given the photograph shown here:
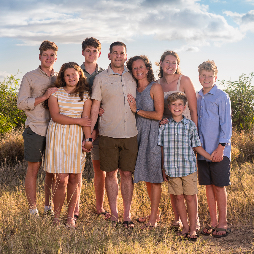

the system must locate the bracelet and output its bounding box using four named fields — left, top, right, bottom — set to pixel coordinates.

left=136, top=108, right=140, bottom=114
left=85, top=138, right=93, bottom=142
